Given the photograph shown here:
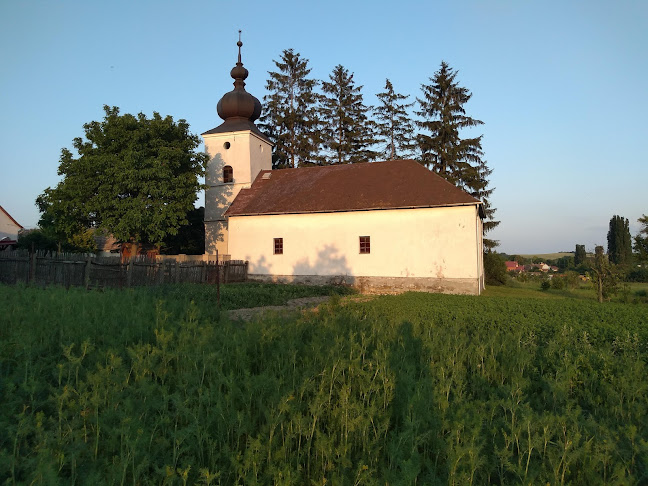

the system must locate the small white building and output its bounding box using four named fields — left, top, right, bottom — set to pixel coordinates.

left=203, top=41, right=485, bottom=294
left=0, top=205, right=23, bottom=249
